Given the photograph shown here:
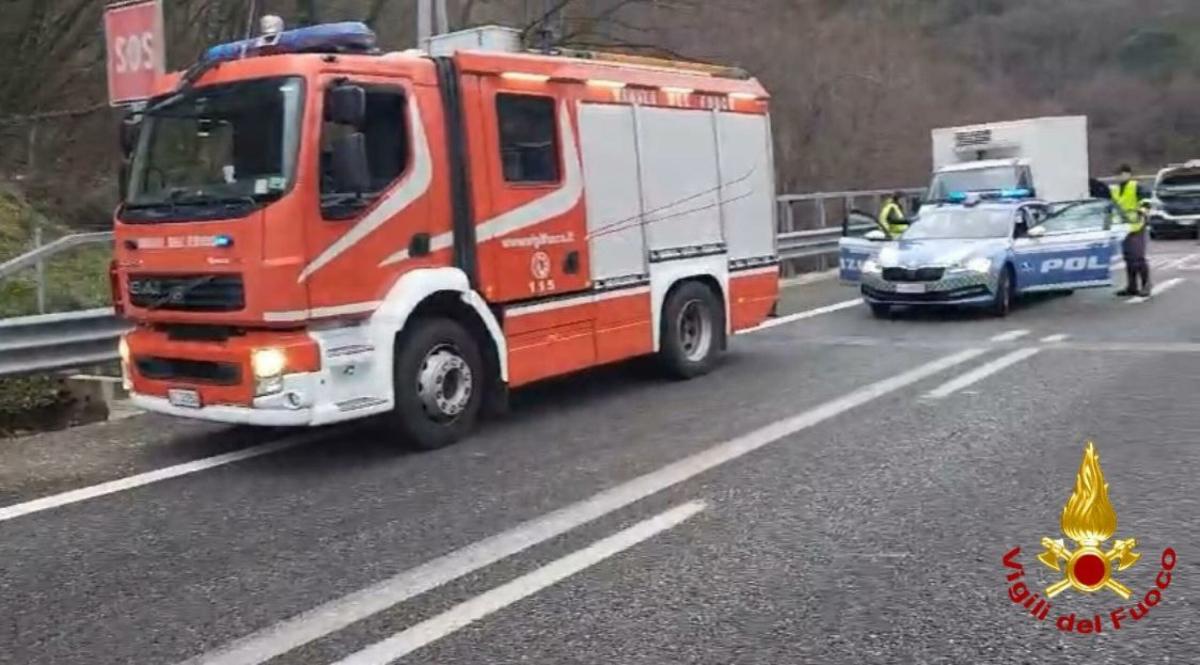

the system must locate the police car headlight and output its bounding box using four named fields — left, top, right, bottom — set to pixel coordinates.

left=964, top=257, right=993, bottom=273
left=862, top=259, right=882, bottom=274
